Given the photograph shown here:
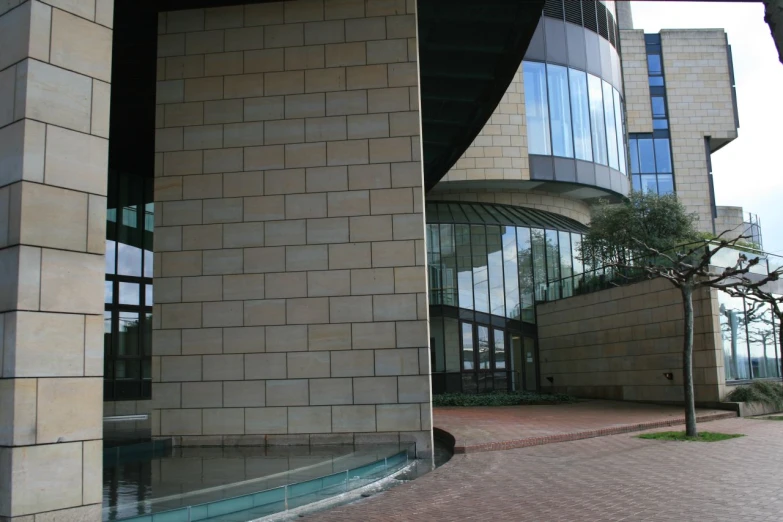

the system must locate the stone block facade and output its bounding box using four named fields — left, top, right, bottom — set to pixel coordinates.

left=618, top=29, right=653, bottom=133
left=151, top=0, right=433, bottom=456
left=537, top=277, right=725, bottom=403
left=439, top=65, right=528, bottom=183
left=0, top=0, right=112, bottom=519
left=662, top=29, right=738, bottom=232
